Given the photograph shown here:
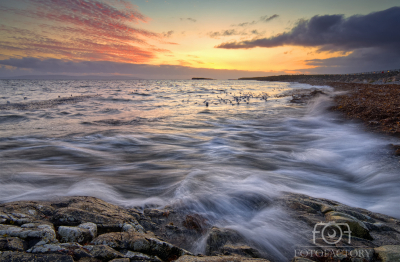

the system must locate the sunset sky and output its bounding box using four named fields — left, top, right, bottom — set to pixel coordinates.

left=0, top=0, right=399, bottom=79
